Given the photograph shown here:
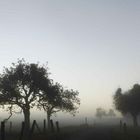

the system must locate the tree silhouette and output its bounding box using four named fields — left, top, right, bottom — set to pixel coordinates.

left=39, top=82, right=80, bottom=129
left=107, top=109, right=116, bottom=117
left=114, top=84, right=140, bottom=127
left=95, top=108, right=107, bottom=119
left=0, top=59, right=50, bottom=133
